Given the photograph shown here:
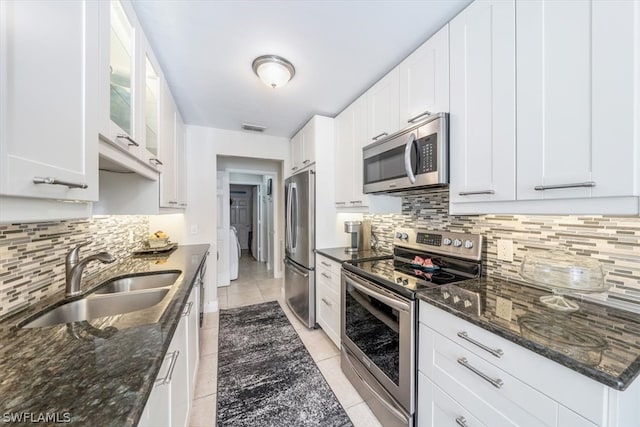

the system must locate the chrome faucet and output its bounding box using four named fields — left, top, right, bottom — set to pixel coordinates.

left=65, top=242, right=116, bottom=298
